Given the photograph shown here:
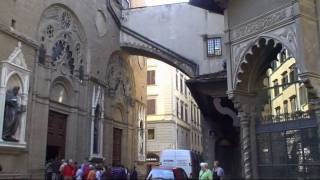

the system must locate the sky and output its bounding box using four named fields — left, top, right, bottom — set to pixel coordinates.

left=146, top=0, right=189, bottom=6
